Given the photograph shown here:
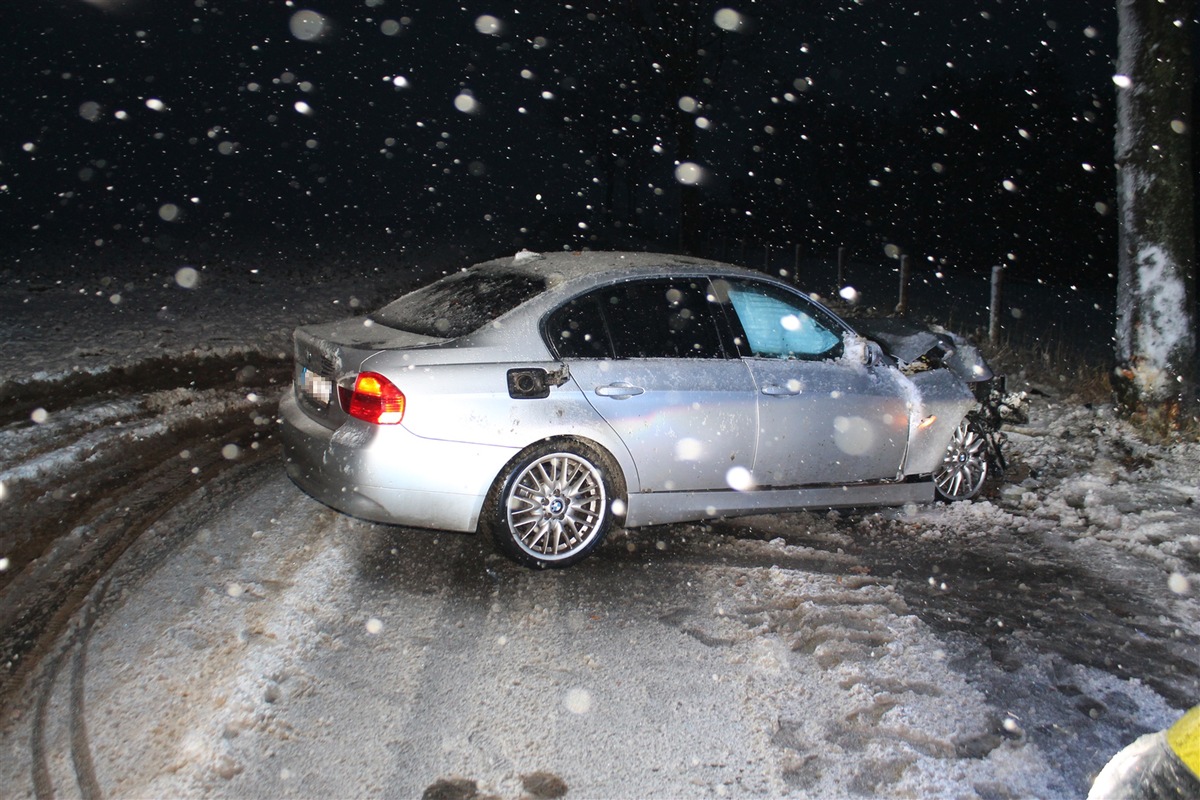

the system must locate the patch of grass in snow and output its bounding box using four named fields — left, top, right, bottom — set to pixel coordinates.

left=988, top=334, right=1114, bottom=406
left=991, top=335, right=1200, bottom=443
left=1124, top=403, right=1200, bottom=444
